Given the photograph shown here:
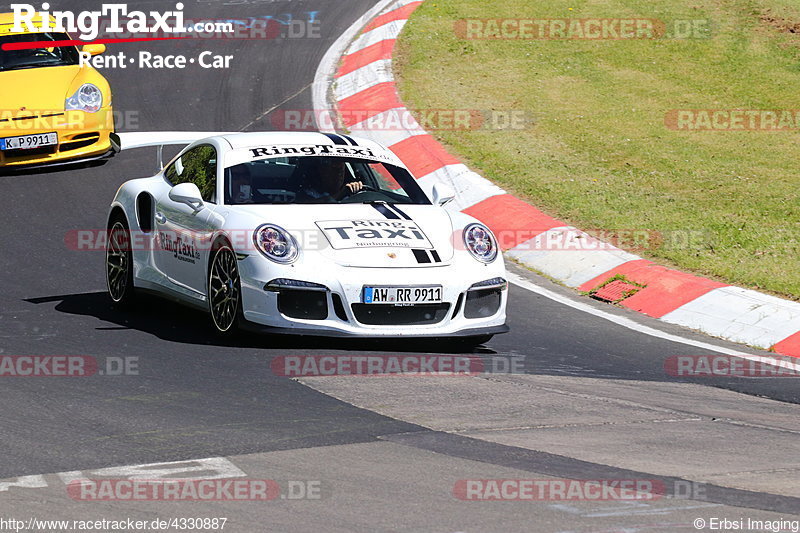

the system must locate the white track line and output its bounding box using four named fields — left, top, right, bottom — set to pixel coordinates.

left=508, top=272, right=800, bottom=373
